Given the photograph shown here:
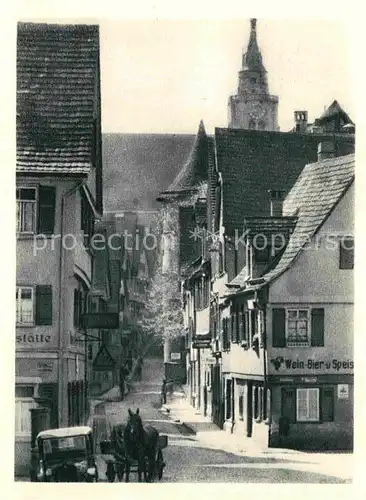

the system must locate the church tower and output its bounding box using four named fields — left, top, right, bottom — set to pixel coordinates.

left=228, top=19, right=279, bottom=131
